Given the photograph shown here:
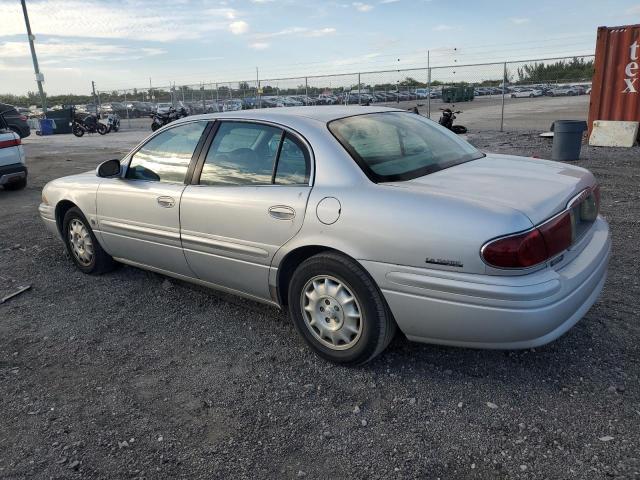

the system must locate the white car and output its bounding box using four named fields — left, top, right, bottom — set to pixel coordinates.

left=155, top=103, right=173, bottom=114
left=0, top=125, right=27, bottom=190
left=511, top=89, right=543, bottom=98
